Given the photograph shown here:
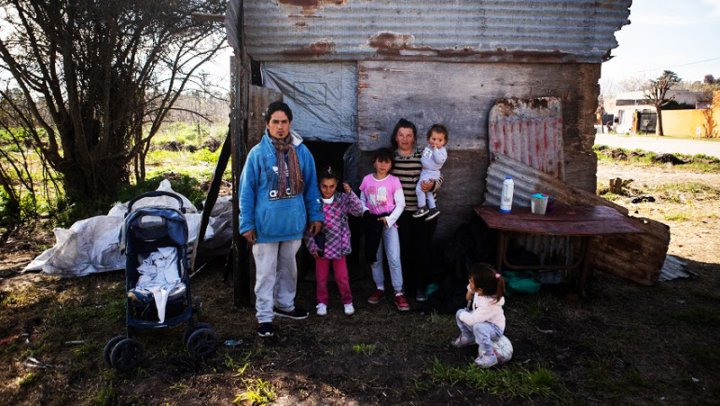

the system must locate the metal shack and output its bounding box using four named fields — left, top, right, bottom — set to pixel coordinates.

left=224, top=0, right=631, bottom=242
